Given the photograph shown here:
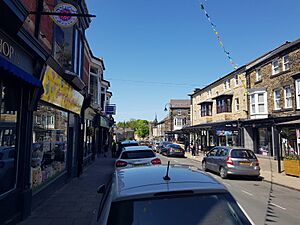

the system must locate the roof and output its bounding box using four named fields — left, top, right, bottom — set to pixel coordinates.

left=246, top=38, right=300, bottom=70
left=112, top=165, right=227, bottom=201
left=170, top=99, right=190, bottom=108
left=191, top=66, right=246, bottom=97
left=122, top=146, right=152, bottom=152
